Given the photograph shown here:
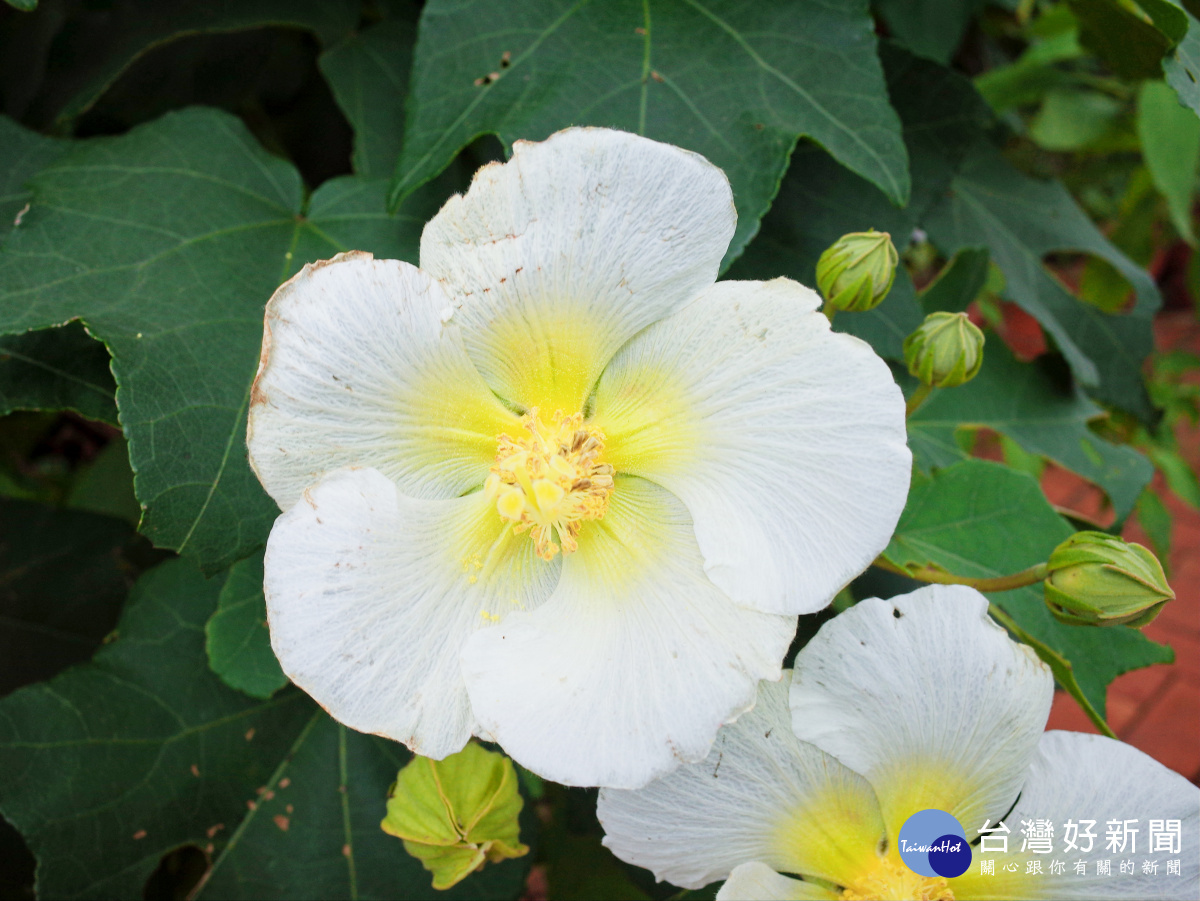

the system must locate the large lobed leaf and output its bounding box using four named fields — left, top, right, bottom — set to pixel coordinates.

left=0, top=108, right=436, bottom=572
left=922, top=141, right=1161, bottom=419
left=882, top=460, right=1173, bottom=731
left=391, top=0, right=910, bottom=265
left=728, top=43, right=992, bottom=359
left=737, top=45, right=1160, bottom=419
left=0, top=557, right=529, bottom=900
left=908, top=342, right=1154, bottom=524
